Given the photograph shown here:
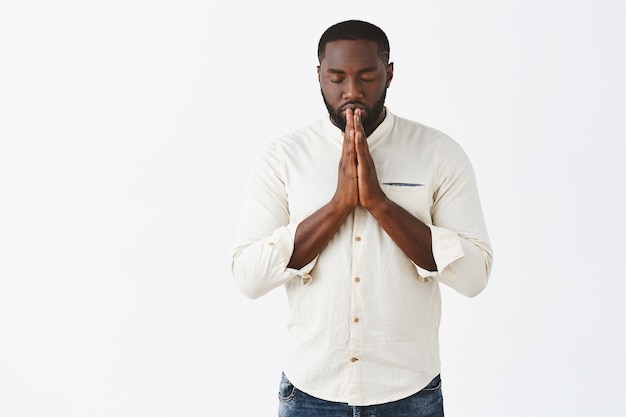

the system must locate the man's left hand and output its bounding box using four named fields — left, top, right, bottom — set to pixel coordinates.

left=349, top=108, right=387, bottom=210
